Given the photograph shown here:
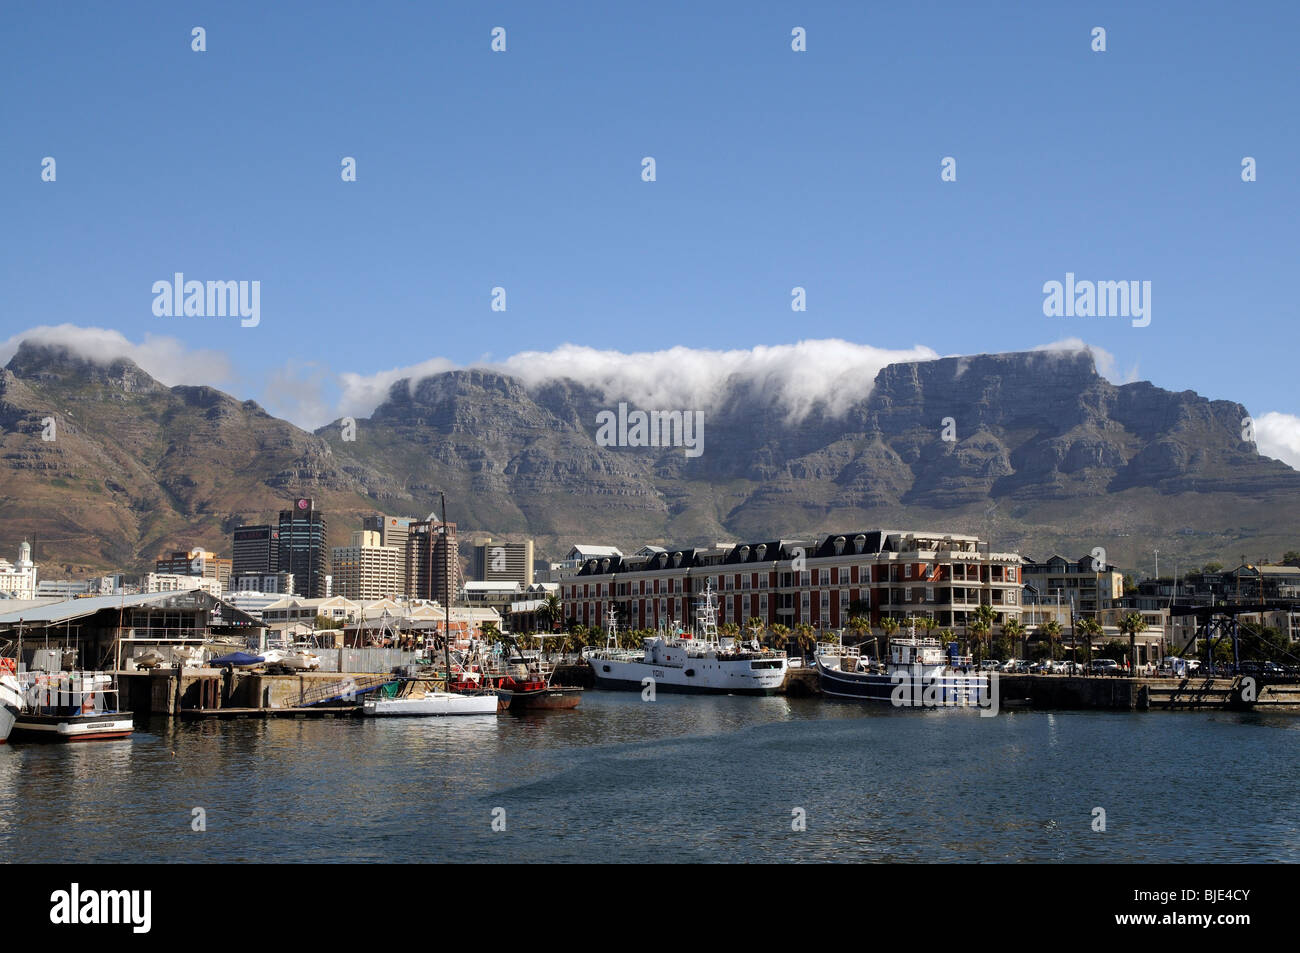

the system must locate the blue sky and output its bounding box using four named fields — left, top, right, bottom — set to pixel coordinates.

left=2, top=1, right=1298, bottom=448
